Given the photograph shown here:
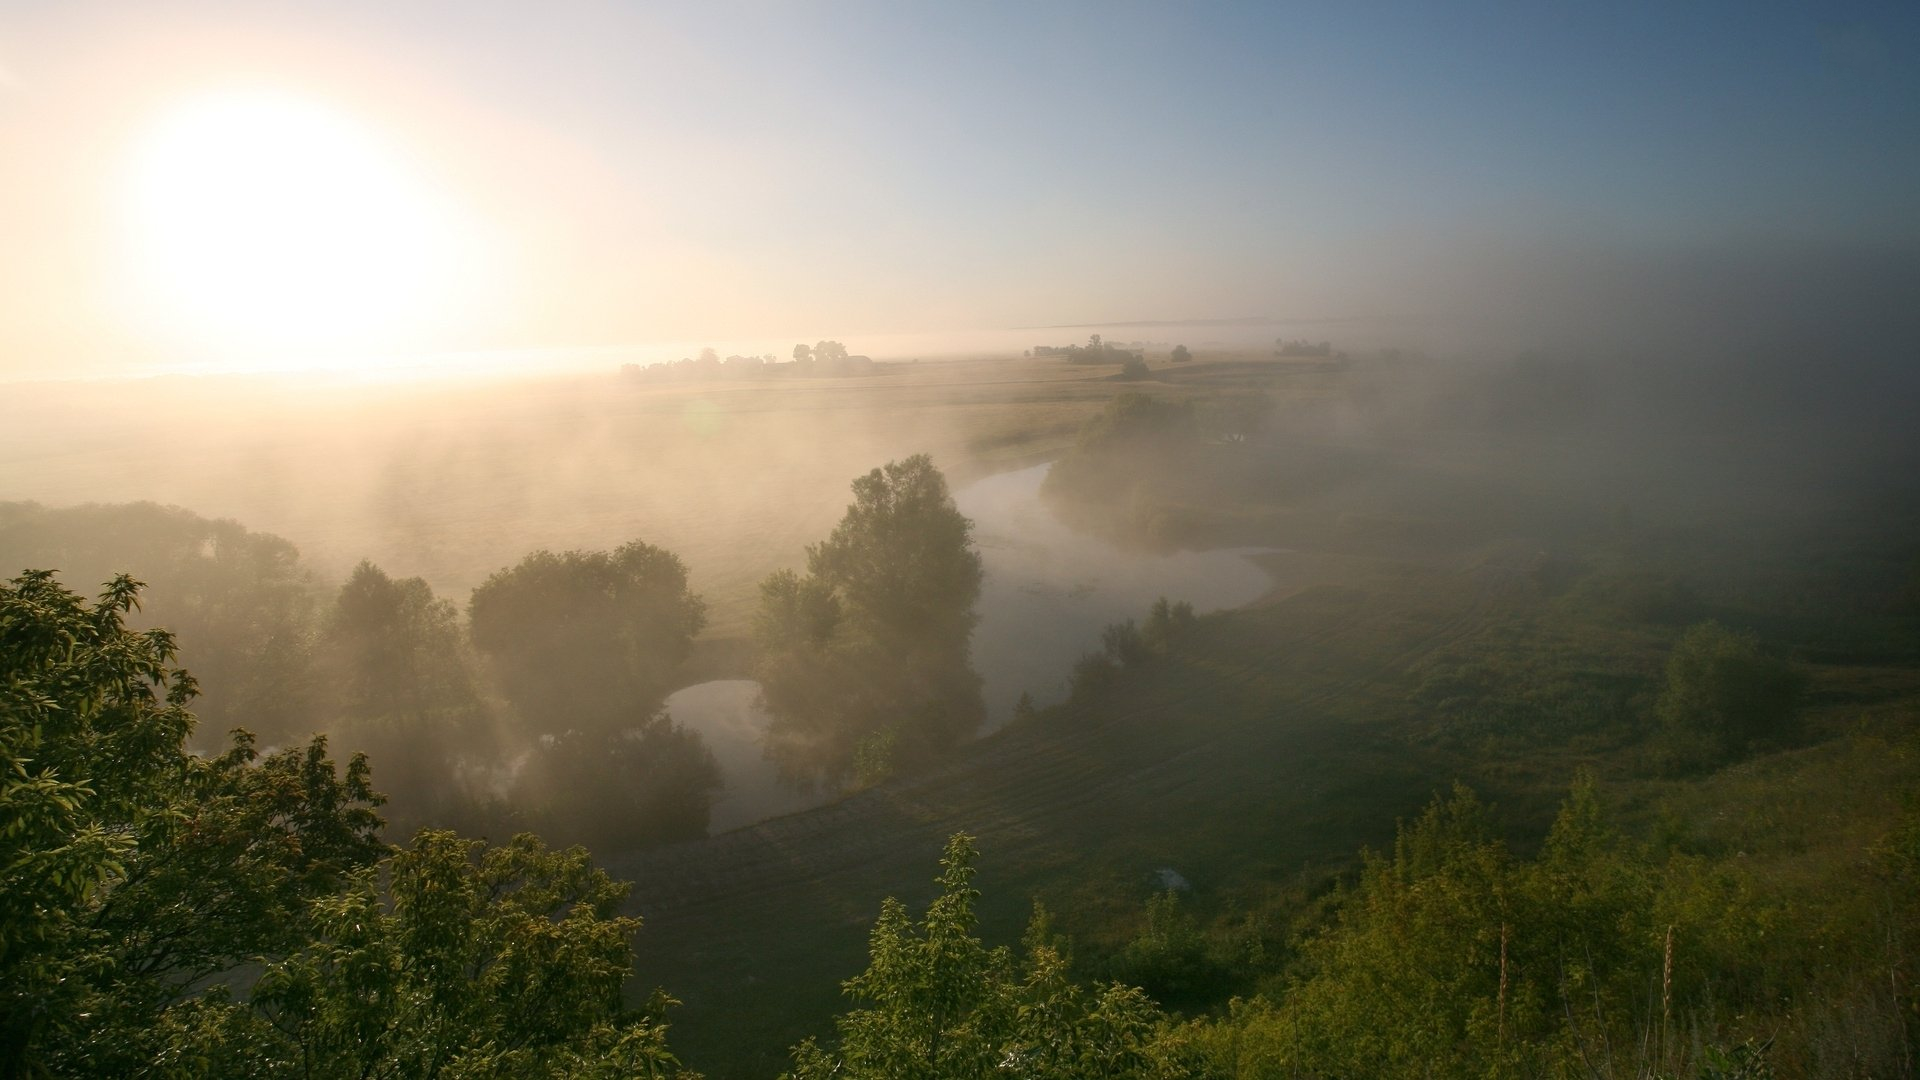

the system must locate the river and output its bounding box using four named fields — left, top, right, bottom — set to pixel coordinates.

left=666, top=461, right=1277, bottom=832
